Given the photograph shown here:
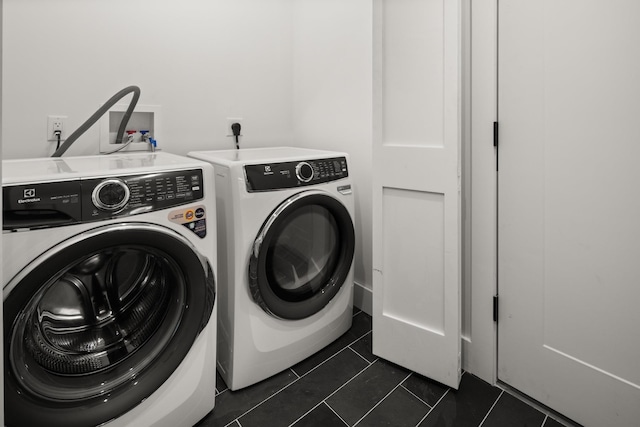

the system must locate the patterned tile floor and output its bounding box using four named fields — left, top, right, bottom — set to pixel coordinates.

left=197, top=310, right=578, bottom=427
